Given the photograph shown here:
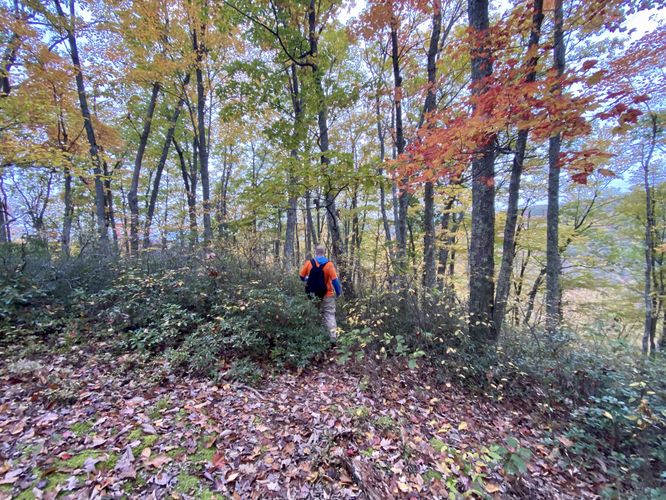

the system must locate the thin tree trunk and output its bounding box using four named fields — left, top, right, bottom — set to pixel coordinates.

left=143, top=73, right=190, bottom=248
left=103, top=161, right=119, bottom=254
left=375, top=85, right=392, bottom=249
left=305, top=190, right=317, bottom=254
left=1, top=32, right=19, bottom=97
left=642, top=113, right=658, bottom=355
left=391, top=16, right=408, bottom=268
left=422, top=0, right=443, bottom=290
left=61, top=167, right=73, bottom=256
left=174, top=137, right=199, bottom=248
left=308, top=0, right=346, bottom=290
left=467, top=0, right=497, bottom=342
left=494, top=0, right=544, bottom=334
left=524, top=267, right=546, bottom=327
left=546, top=0, right=565, bottom=336
left=53, top=0, right=108, bottom=251
left=437, top=197, right=456, bottom=286
left=0, top=172, right=9, bottom=243
left=193, top=22, right=212, bottom=244
left=128, top=82, right=160, bottom=255
left=119, top=184, right=130, bottom=255
left=284, top=64, right=303, bottom=269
